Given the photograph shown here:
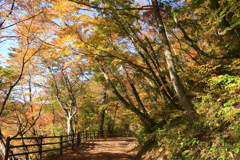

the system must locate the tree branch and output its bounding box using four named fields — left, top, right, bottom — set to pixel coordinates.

left=69, top=0, right=153, bottom=11
left=175, top=17, right=240, bottom=59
